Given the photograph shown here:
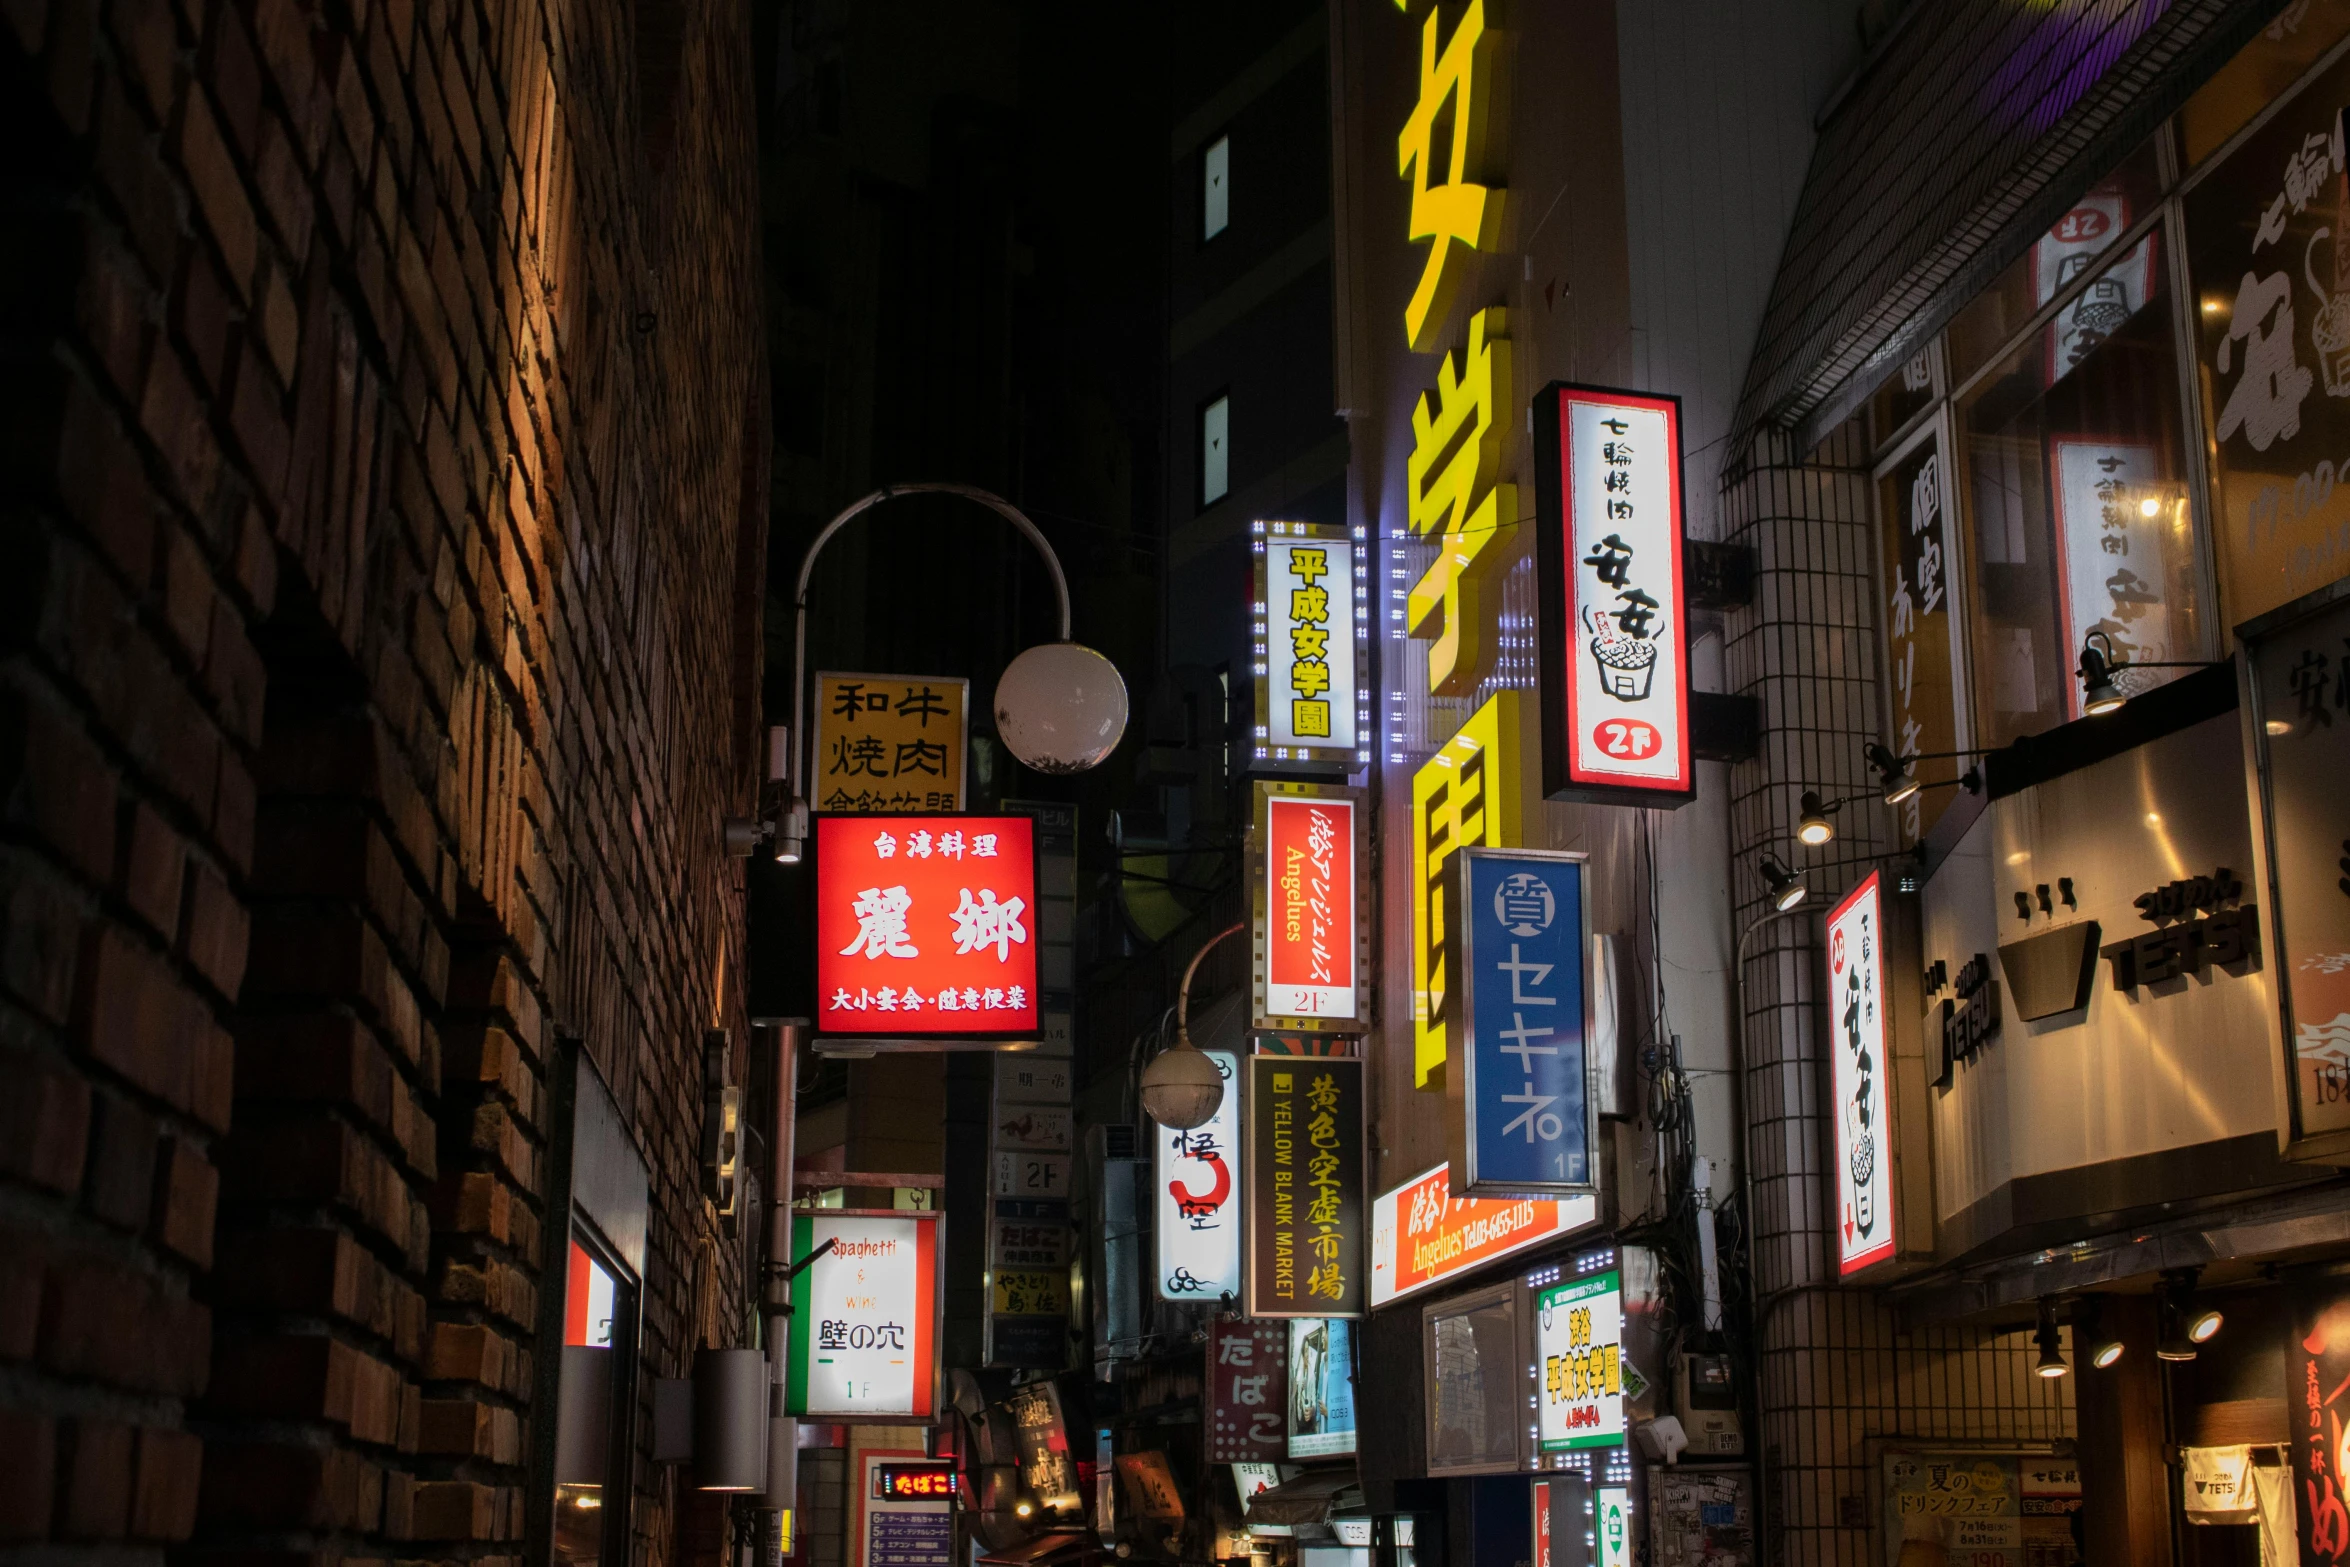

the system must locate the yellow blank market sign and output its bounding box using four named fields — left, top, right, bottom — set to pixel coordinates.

left=813, top=673, right=968, bottom=813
